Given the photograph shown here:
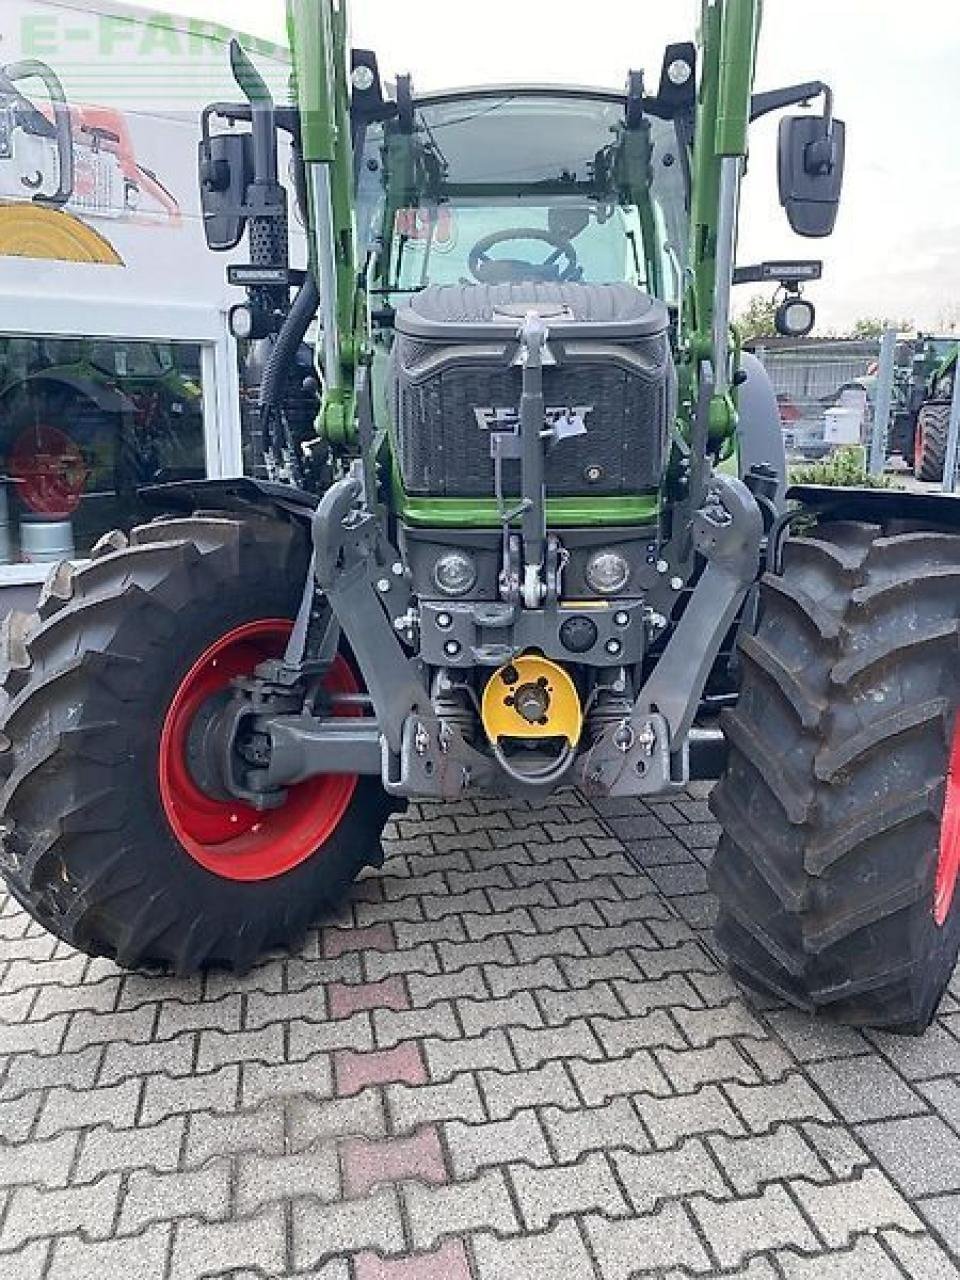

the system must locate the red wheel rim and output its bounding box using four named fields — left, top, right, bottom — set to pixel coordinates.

left=935, top=713, right=960, bottom=926
left=9, top=424, right=88, bottom=515
left=159, top=620, right=360, bottom=883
